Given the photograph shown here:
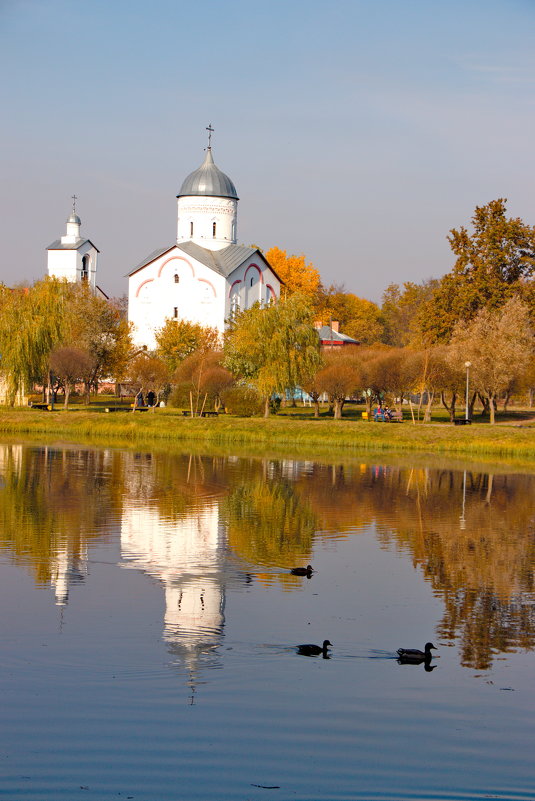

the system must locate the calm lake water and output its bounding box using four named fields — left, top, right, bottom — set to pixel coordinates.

left=1, top=443, right=534, bottom=801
